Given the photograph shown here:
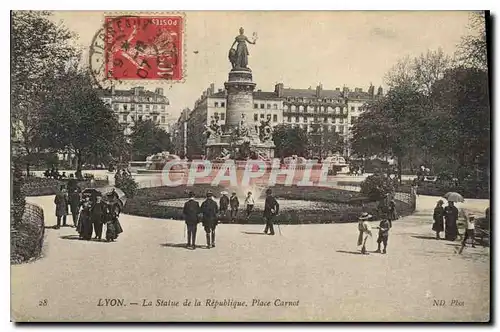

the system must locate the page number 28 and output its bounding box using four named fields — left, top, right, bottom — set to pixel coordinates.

left=38, top=299, right=48, bottom=307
